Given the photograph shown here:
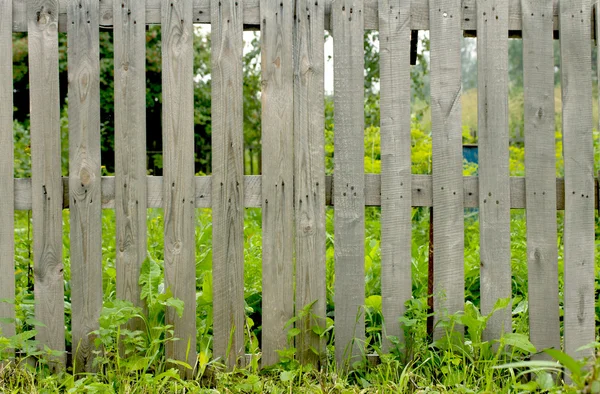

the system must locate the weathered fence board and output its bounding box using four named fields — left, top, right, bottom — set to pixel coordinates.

left=0, top=0, right=15, bottom=345
left=161, top=0, right=197, bottom=376
left=378, top=0, right=412, bottom=352
left=522, top=0, right=561, bottom=357
left=293, top=0, right=326, bottom=366
left=332, top=0, right=366, bottom=368
left=429, top=0, right=465, bottom=339
left=10, top=0, right=570, bottom=33
left=68, top=0, right=103, bottom=372
left=114, top=0, right=147, bottom=328
left=477, top=0, right=511, bottom=342
left=211, top=0, right=246, bottom=369
left=260, top=0, right=295, bottom=367
left=559, top=0, right=595, bottom=361
left=27, top=0, right=66, bottom=368
left=12, top=175, right=592, bottom=211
